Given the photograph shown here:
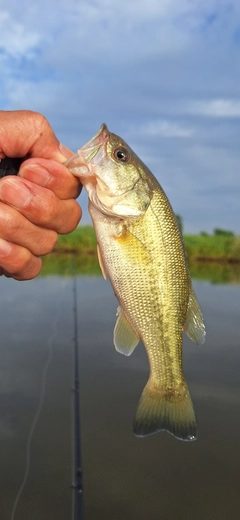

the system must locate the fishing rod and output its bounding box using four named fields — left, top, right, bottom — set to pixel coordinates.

left=71, top=254, right=84, bottom=519
left=0, top=159, right=84, bottom=518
